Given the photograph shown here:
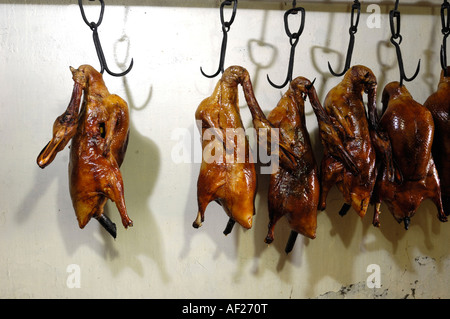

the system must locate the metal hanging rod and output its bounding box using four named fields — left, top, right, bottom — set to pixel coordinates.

left=7, top=0, right=441, bottom=10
